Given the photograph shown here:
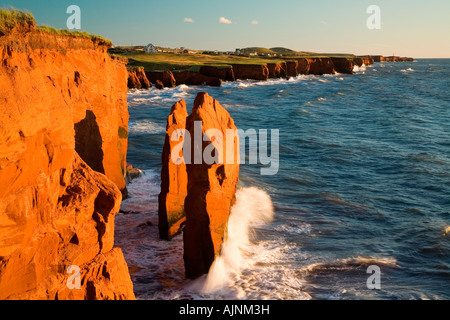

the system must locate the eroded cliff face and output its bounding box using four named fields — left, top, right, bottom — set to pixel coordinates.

left=0, top=27, right=134, bottom=299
